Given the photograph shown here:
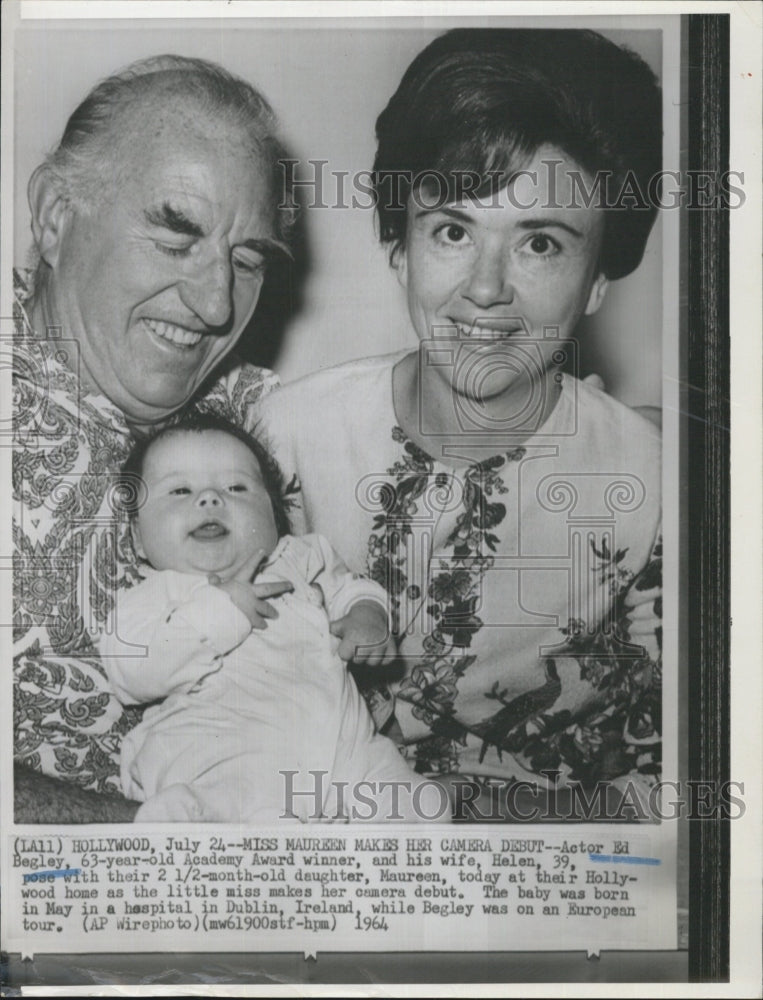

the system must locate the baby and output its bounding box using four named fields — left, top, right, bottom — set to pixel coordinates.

left=101, top=414, right=445, bottom=824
